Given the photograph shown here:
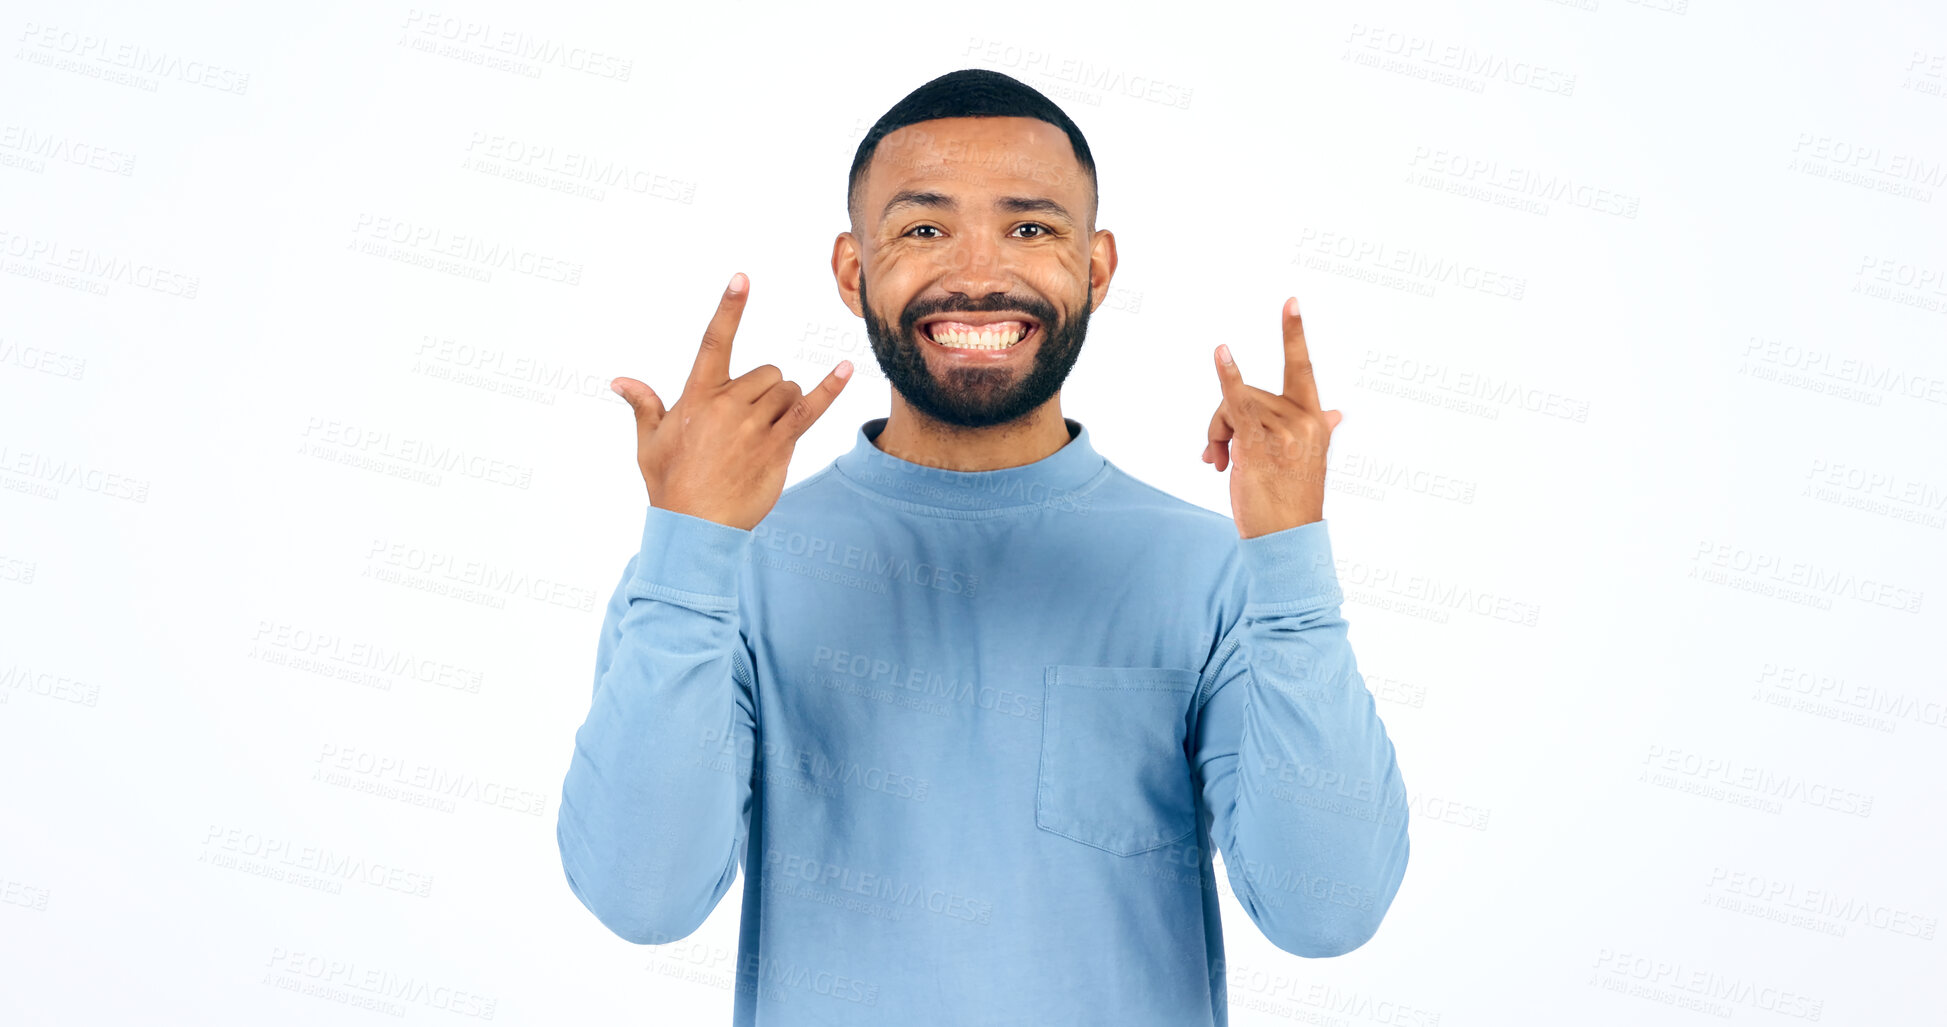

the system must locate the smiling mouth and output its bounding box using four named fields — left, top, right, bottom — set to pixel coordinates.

left=920, top=319, right=1041, bottom=351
